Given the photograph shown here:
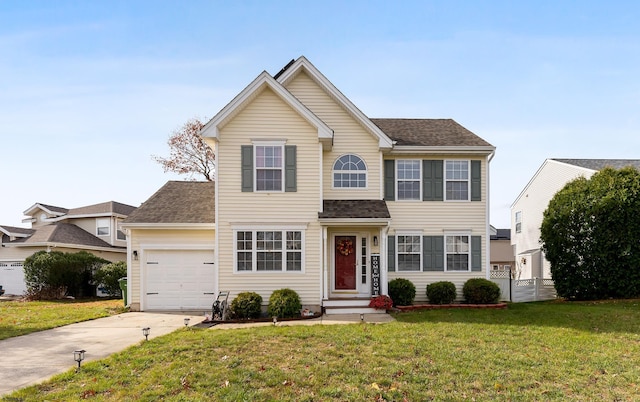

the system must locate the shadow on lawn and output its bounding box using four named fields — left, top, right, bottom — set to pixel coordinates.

left=392, top=299, right=640, bottom=335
